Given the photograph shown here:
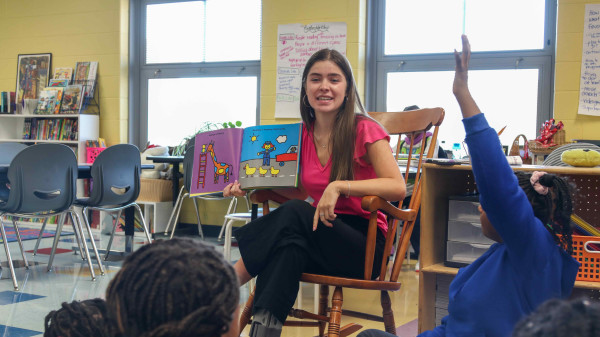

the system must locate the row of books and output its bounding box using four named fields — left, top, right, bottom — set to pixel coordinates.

left=0, top=91, right=16, bottom=113
left=54, top=61, right=98, bottom=98
left=34, top=81, right=87, bottom=115
left=22, top=118, right=78, bottom=141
